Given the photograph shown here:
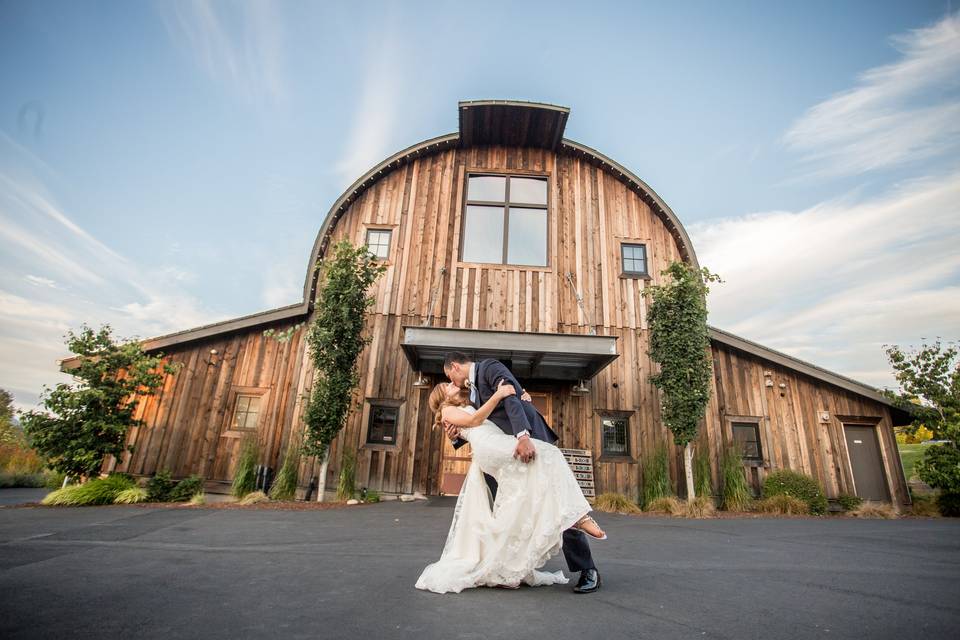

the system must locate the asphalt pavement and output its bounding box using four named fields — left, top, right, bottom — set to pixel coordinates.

left=1, top=494, right=958, bottom=639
